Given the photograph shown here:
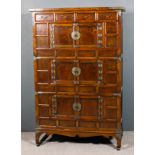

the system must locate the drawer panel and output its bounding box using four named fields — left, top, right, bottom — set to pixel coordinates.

left=98, top=12, right=117, bottom=20
left=100, top=121, right=117, bottom=128
left=79, top=121, right=96, bottom=128
left=79, top=86, right=96, bottom=93
left=56, top=86, right=75, bottom=92
left=99, top=85, right=121, bottom=93
left=36, top=14, right=54, bottom=21
left=59, top=120, right=75, bottom=127
left=55, top=13, right=74, bottom=22
left=39, top=119, right=56, bottom=126
left=76, top=13, right=95, bottom=22
left=56, top=49, right=75, bottom=57
left=36, top=50, right=55, bottom=57
left=77, top=50, right=96, bottom=57
left=37, top=84, right=55, bottom=92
